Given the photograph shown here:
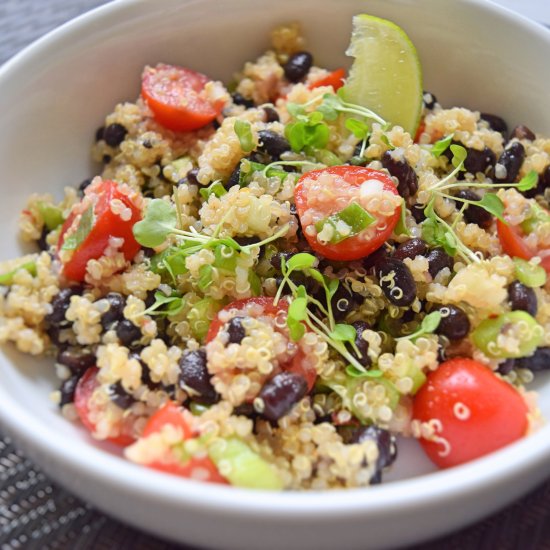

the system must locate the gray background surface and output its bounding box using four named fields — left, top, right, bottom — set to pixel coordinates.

left=1, top=1, right=550, bottom=548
